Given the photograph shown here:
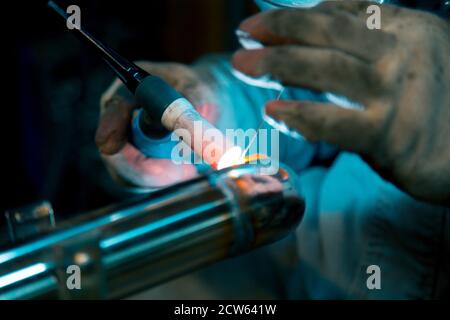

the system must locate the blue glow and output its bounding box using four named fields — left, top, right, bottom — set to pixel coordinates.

left=232, top=69, right=283, bottom=91
left=100, top=199, right=227, bottom=249
left=325, top=93, right=363, bottom=110
left=0, top=263, right=48, bottom=288
left=104, top=214, right=229, bottom=267
left=257, top=0, right=385, bottom=9
left=0, top=200, right=156, bottom=264
left=261, top=0, right=322, bottom=8
left=0, top=276, right=57, bottom=300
